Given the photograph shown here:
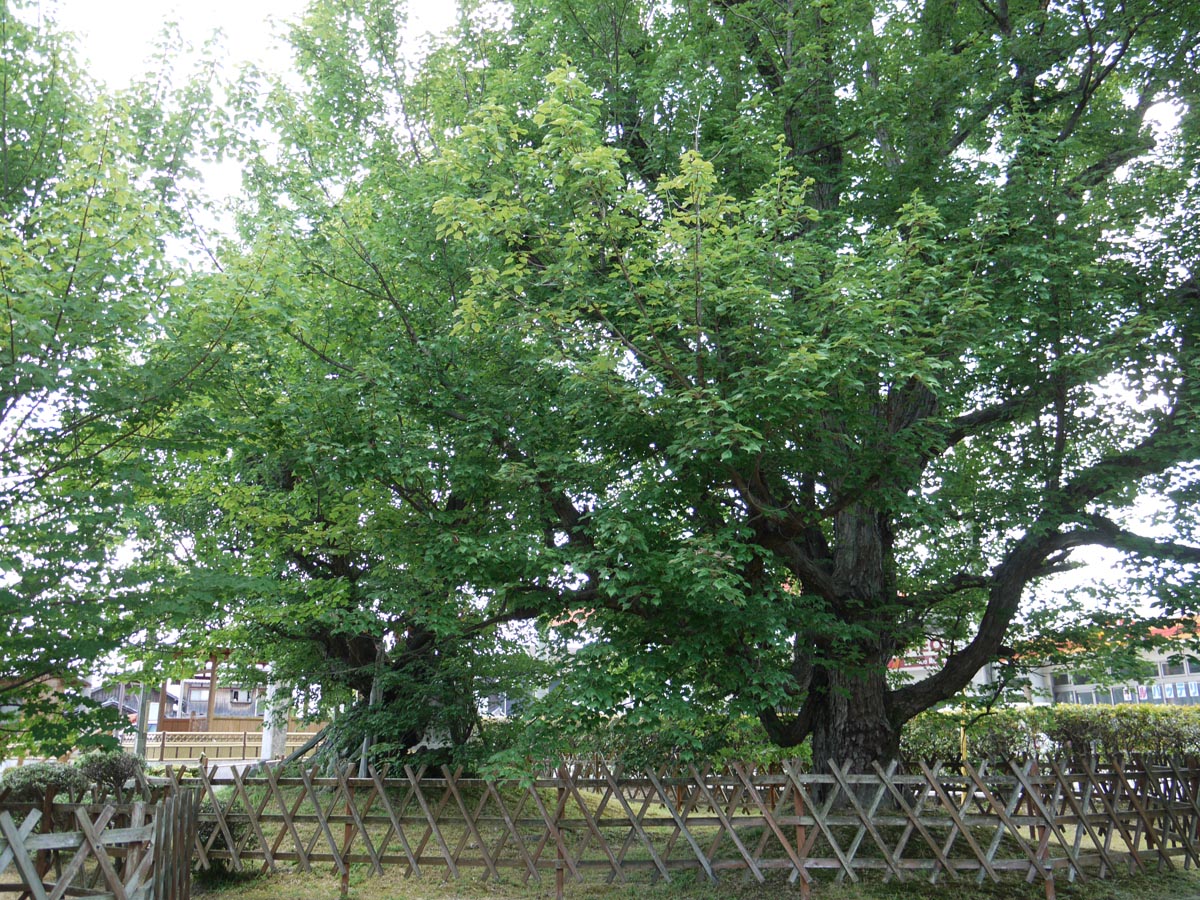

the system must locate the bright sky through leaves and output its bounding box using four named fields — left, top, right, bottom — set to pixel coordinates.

left=51, top=0, right=457, bottom=91
left=48, top=0, right=457, bottom=234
